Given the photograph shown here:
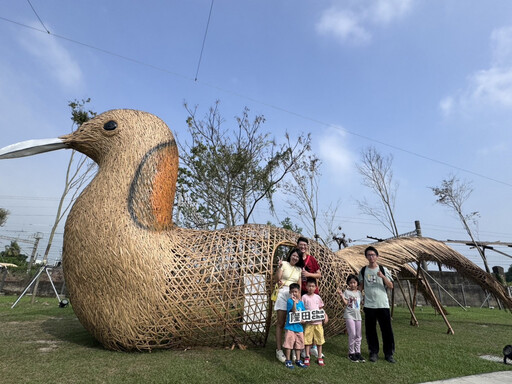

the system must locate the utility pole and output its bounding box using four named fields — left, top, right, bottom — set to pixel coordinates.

left=0, top=233, right=42, bottom=271
left=415, top=221, right=428, bottom=270
left=27, top=232, right=43, bottom=272
left=414, top=220, right=422, bottom=236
